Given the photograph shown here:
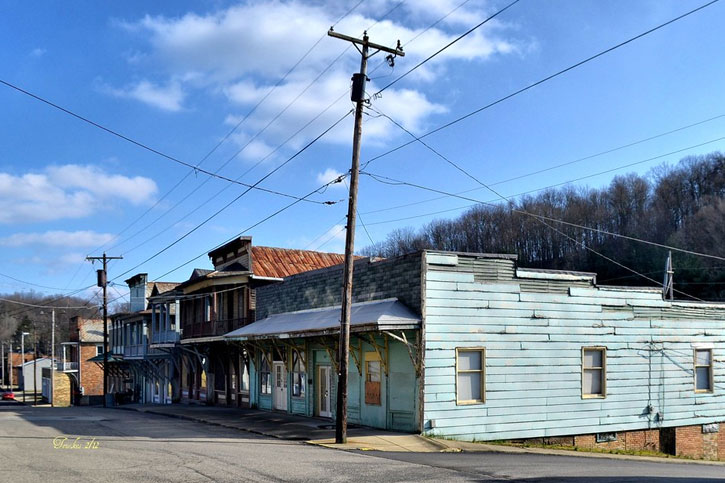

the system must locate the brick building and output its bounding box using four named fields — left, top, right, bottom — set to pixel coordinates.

left=57, top=316, right=105, bottom=405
